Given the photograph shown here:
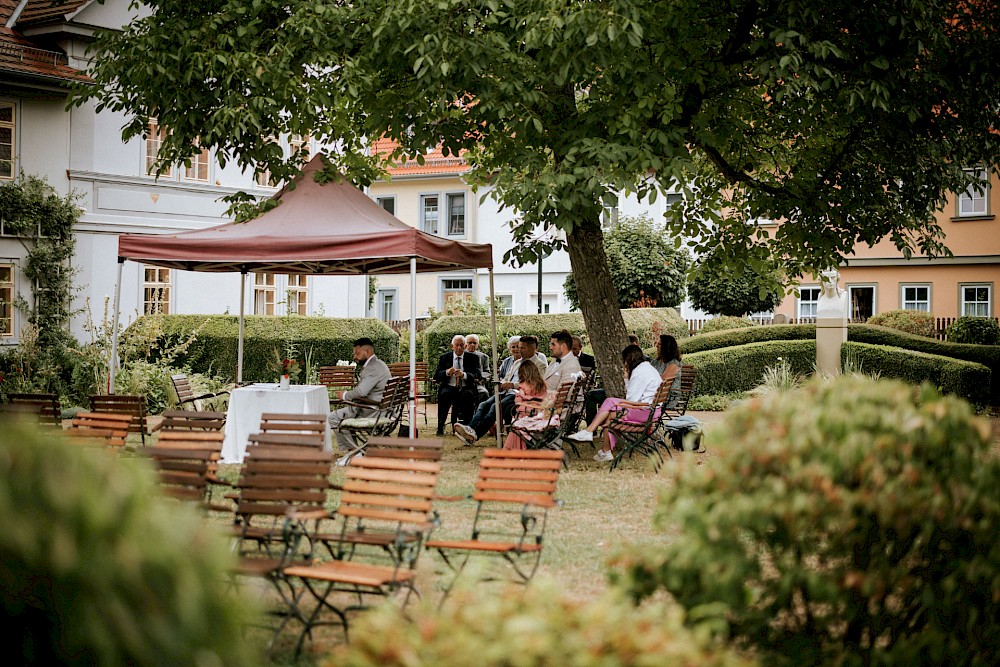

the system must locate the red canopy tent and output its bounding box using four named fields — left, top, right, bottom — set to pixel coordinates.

left=110, top=155, right=499, bottom=441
